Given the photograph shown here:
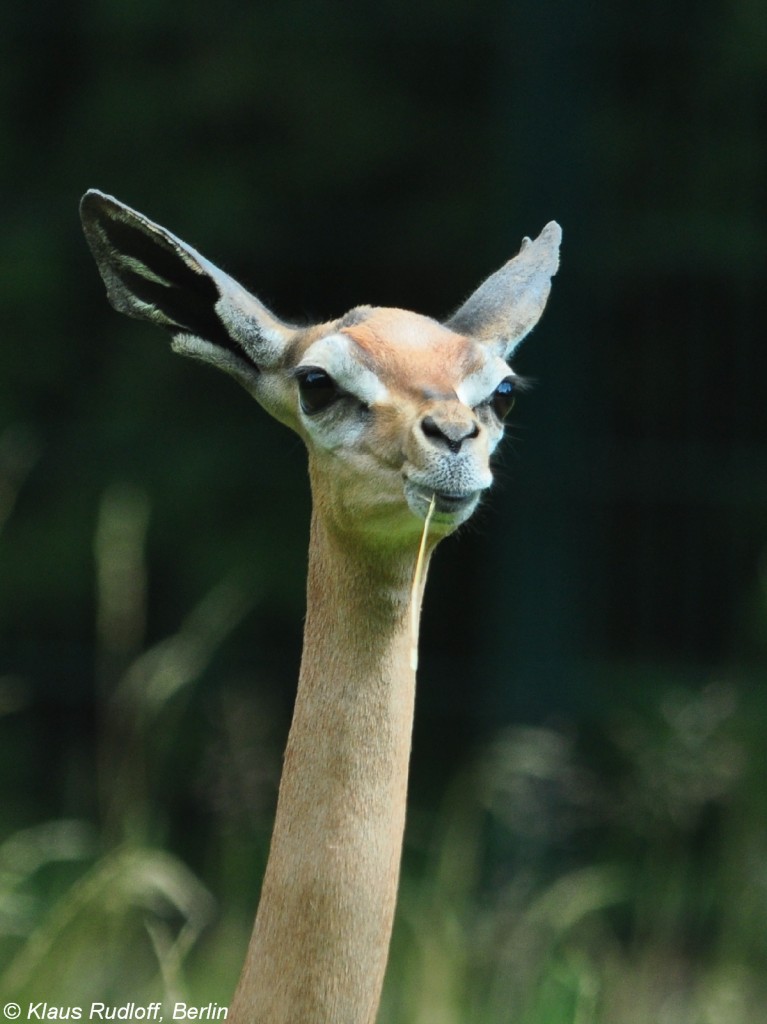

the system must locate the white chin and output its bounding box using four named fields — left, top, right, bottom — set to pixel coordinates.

left=404, top=482, right=481, bottom=527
